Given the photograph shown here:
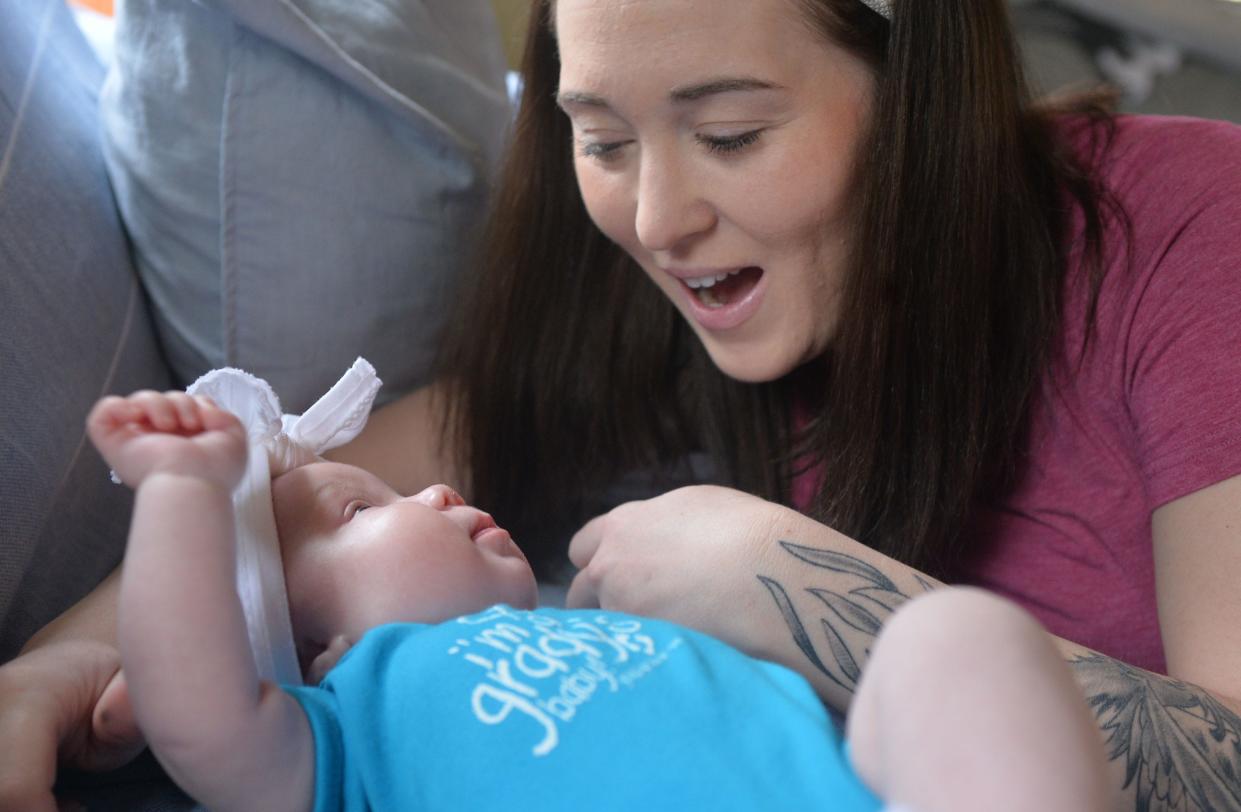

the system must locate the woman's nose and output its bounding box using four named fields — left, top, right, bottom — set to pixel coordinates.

left=633, top=153, right=716, bottom=254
